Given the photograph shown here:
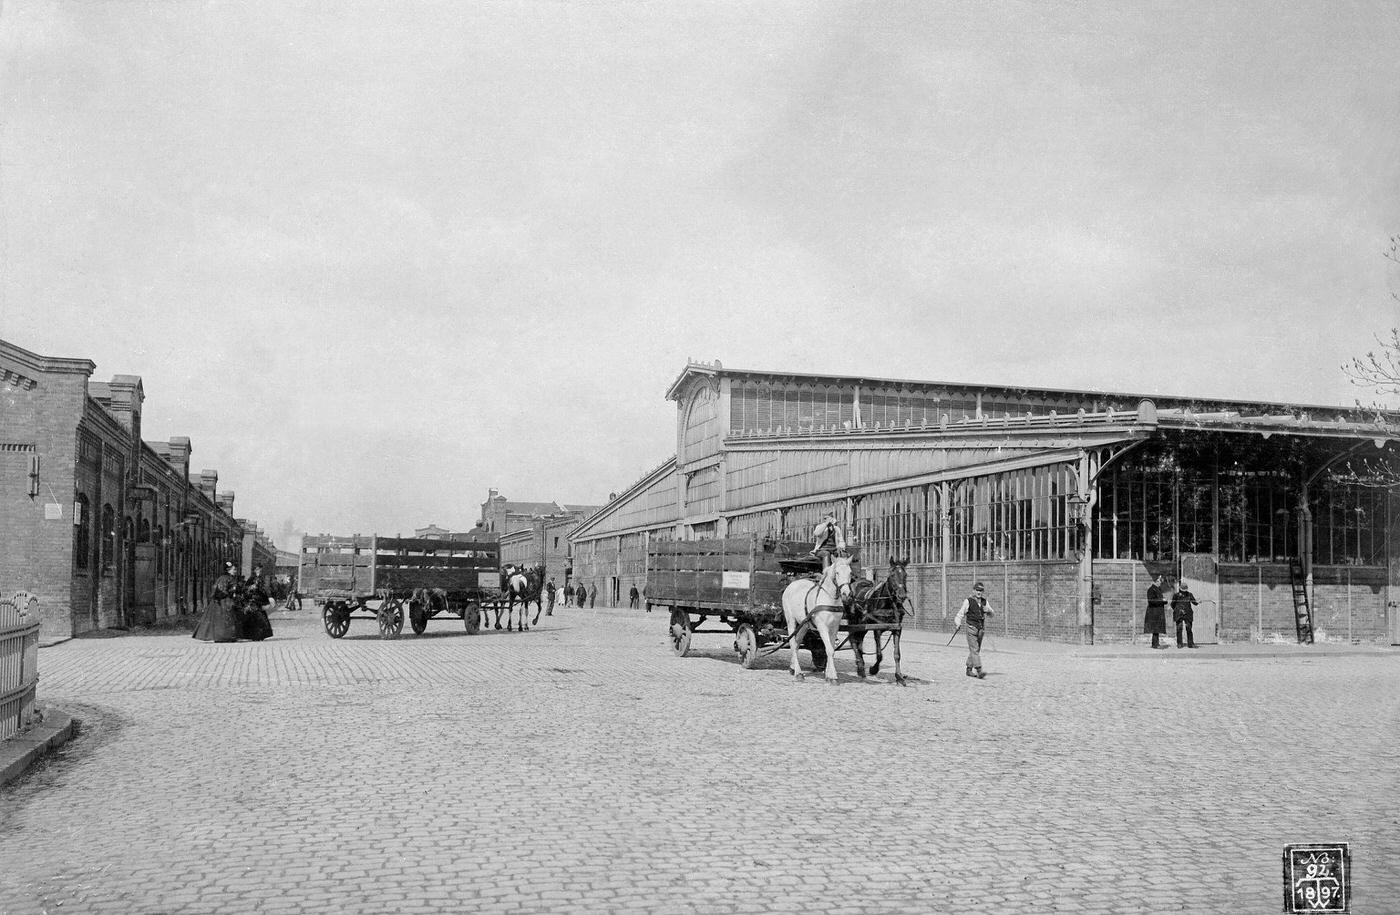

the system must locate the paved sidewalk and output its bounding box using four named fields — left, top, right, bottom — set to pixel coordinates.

left=0, top=710, right=78, bottom=787
left=1, top=605, right=1396, bottom=914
